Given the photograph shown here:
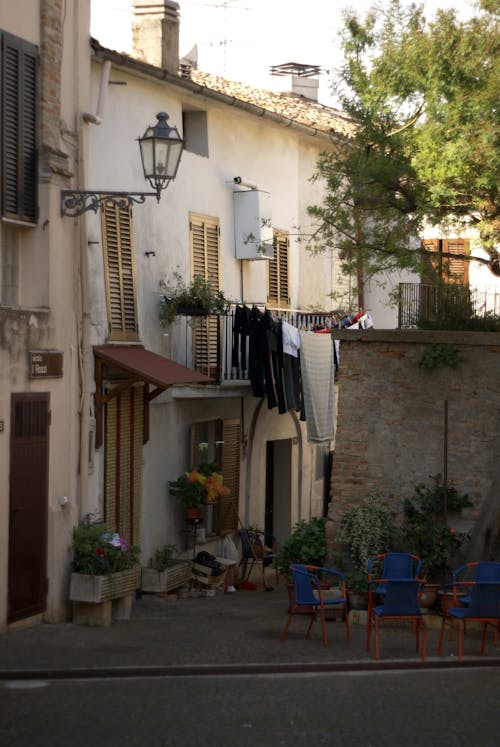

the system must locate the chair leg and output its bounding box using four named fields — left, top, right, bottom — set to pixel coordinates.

left=420, top=619, right=427, bottom=661
left=374, top=617, right=380, bottom=660
left=481, top=623, right=488, bottom=655
left=457, top=622, right=464, bottom=662
left=366, top=610, right=373, bottom=652
left=305, top=610, right=316, bottom=640
left=319, top=605, right=328, bottom=648
left=438, top=615, right=446, bottom=655
left=280, top=612, right=294, bottom=643
left=344, top=602, right=351, bottom=641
